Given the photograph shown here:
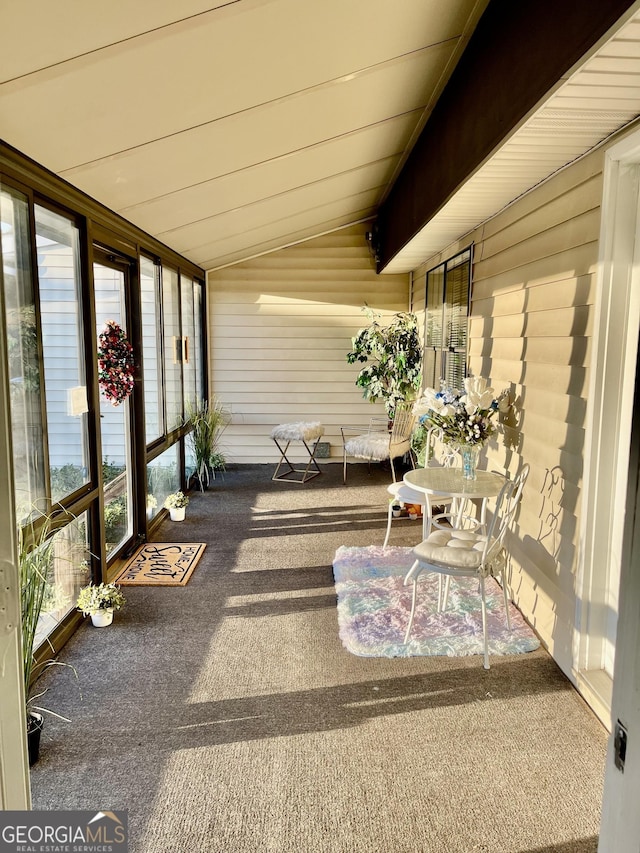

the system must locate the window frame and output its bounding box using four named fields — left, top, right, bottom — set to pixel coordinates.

left=423, top=246, right=473, bottom=389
